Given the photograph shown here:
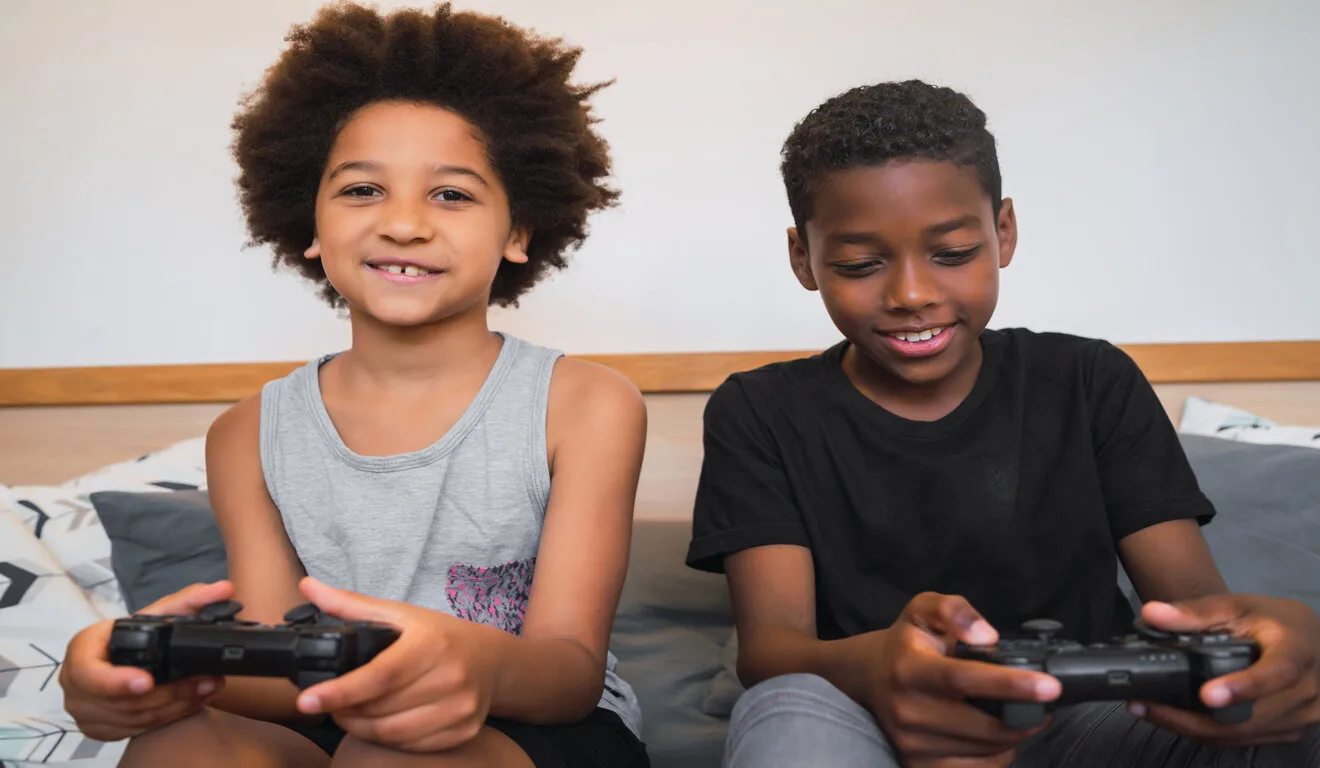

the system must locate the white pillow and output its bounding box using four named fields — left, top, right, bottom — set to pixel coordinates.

left=4, top=437, right=209, bottom=621
left=0, top=504, right=126, bottom=767
left=1180, top=396, right=1320, bottom=449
